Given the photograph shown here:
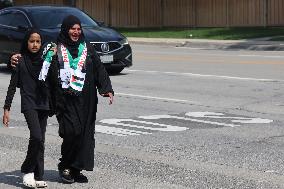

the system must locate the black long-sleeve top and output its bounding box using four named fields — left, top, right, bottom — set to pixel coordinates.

left=3, top=57, right=50, bottom=113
